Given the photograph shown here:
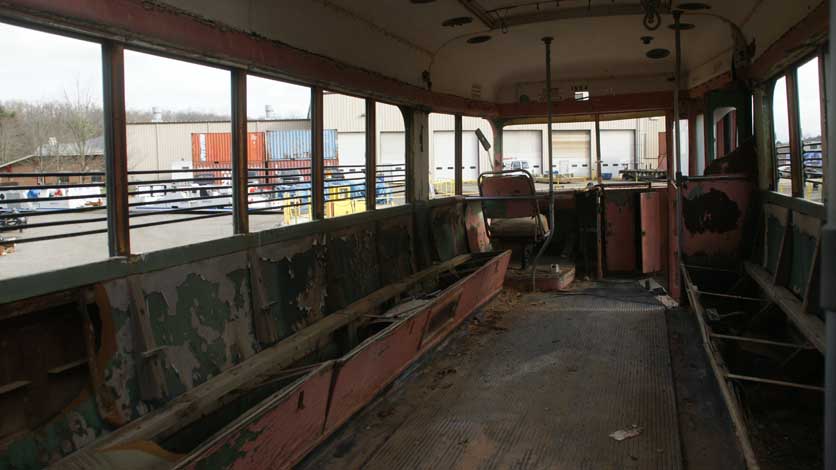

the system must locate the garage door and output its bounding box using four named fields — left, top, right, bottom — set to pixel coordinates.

left=380, top=132, right=405, bottom=166
left=551, top=130, right=591, bottom=178
left=337, top=132, right=365, bottom=174
left=433, top=131, right=480, bottom=182
left=432, top=131, right=455, bottom=181
left=600, top=130, right=635, bottom=178
left=504, top=130, right=543, bottom=175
